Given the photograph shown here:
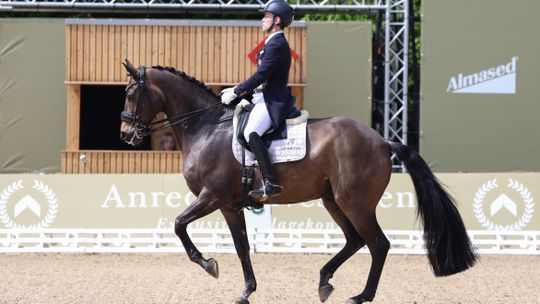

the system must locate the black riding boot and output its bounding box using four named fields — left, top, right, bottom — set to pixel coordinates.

left=247, top=132, right=282, bottom=200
